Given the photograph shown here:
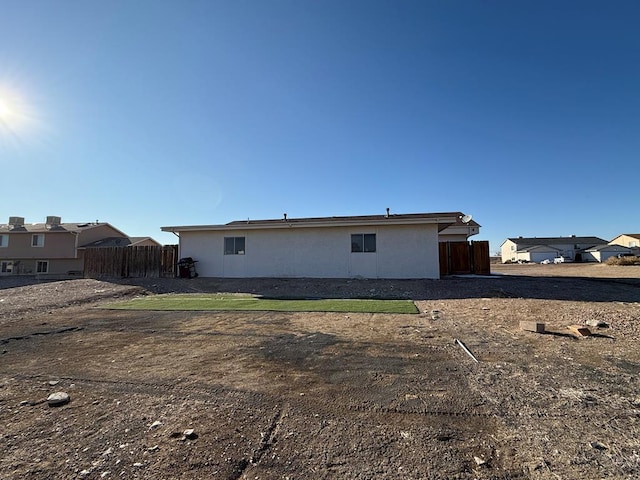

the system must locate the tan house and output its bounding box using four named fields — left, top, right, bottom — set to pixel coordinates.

left=609, top=234, right=640, bottom=256
left=162, top=211, right=479, bottom=279
left=0, top=216, right=158, bottom=276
